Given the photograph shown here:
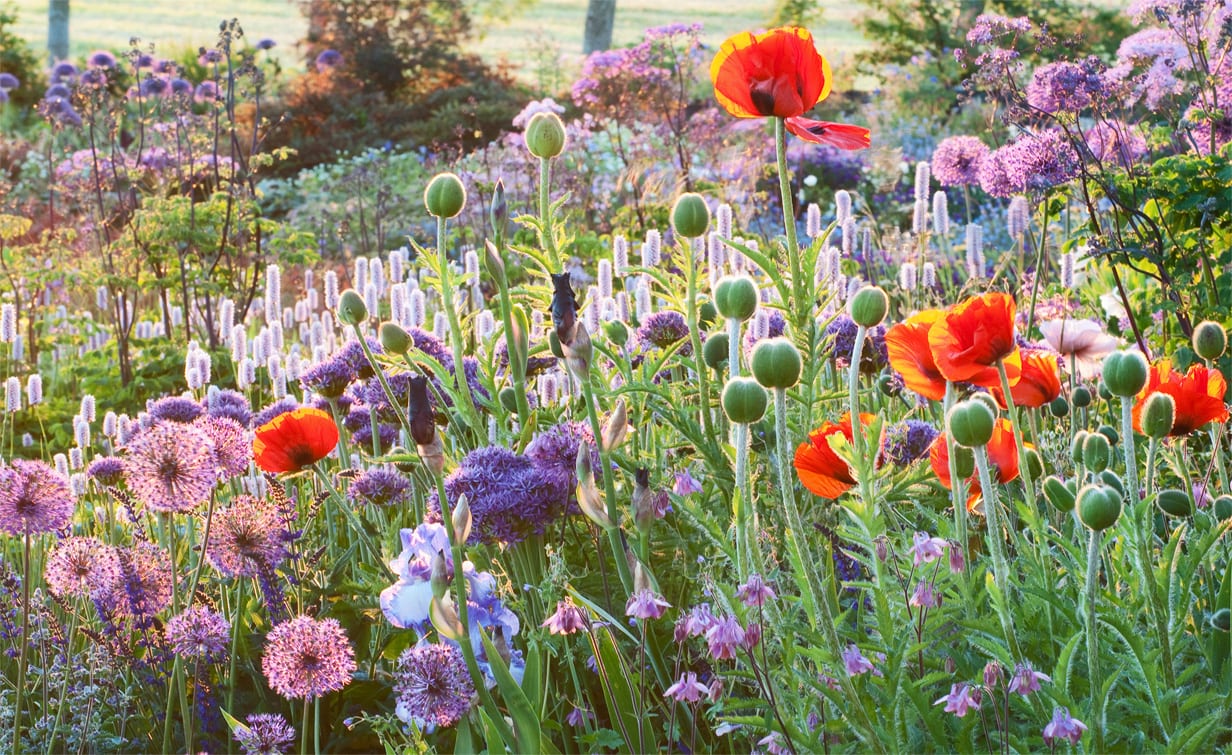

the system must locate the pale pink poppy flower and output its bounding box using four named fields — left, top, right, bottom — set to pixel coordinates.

left=1037, top=319, right=1120, bottom=379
